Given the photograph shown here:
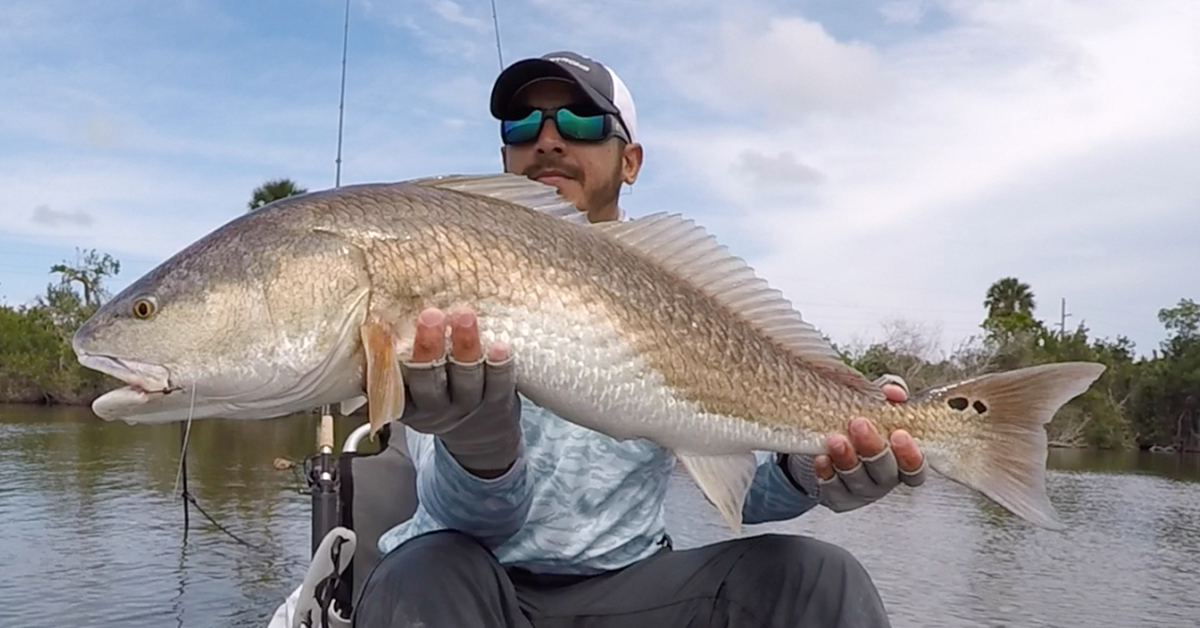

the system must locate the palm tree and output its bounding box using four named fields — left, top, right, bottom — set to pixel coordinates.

left=248, top=178, right=308, bottom=212
left=984, top=277, right=1036, bottom=319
